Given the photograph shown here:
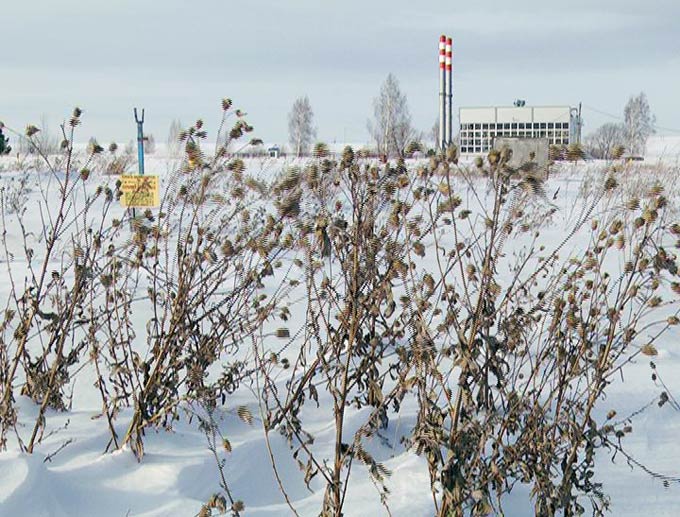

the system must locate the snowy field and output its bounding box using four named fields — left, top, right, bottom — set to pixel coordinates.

left=1, top=138, right=680, bottom=517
